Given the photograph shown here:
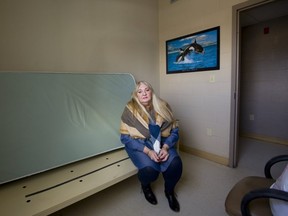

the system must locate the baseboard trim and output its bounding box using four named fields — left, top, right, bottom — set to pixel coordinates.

left=240, top=132, right=288, bottom=146
left=179, top=145, right=229, bottom=166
